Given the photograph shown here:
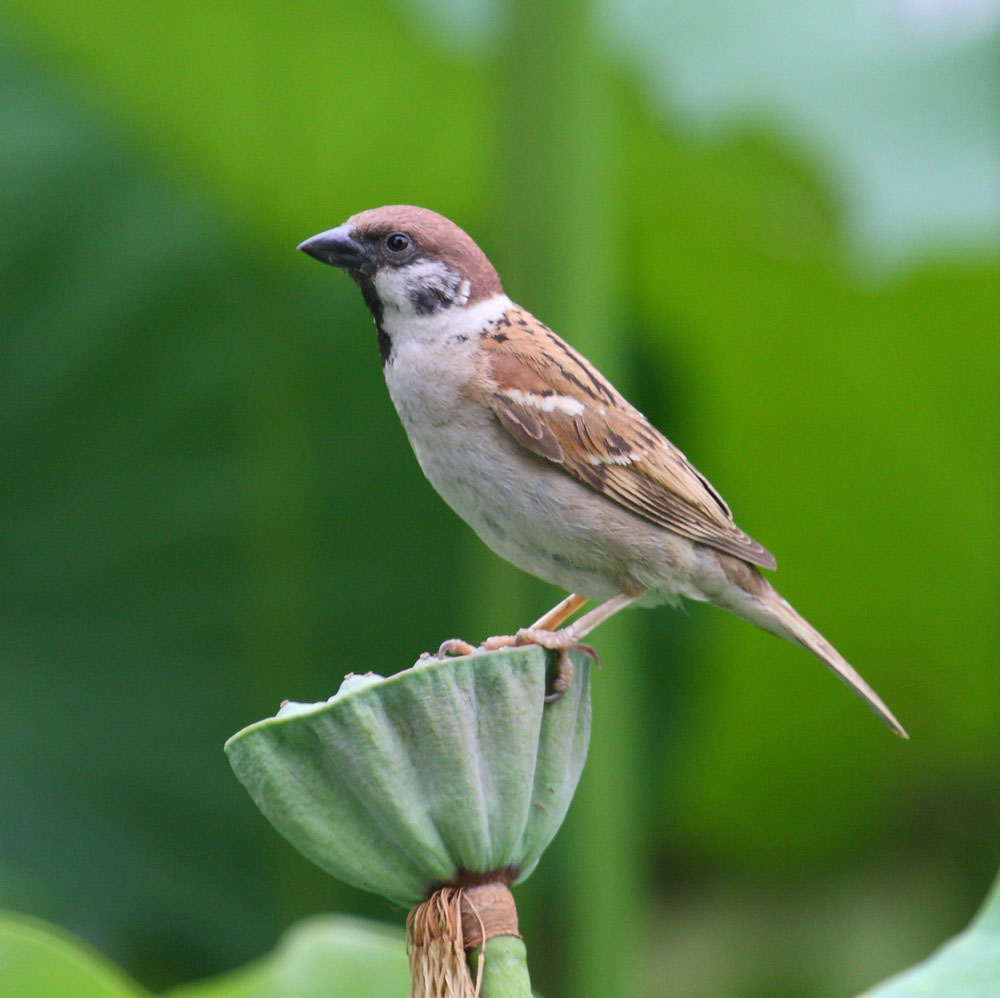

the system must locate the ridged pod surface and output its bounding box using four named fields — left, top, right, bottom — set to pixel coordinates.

left=225, top=647, right=591, bottom=906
